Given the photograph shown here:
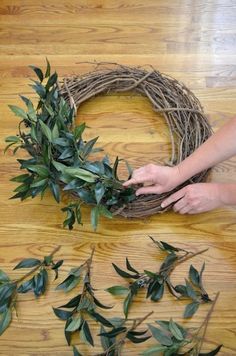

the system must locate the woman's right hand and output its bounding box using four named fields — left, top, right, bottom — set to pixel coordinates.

left=123, top=163, right=182, bottom=196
